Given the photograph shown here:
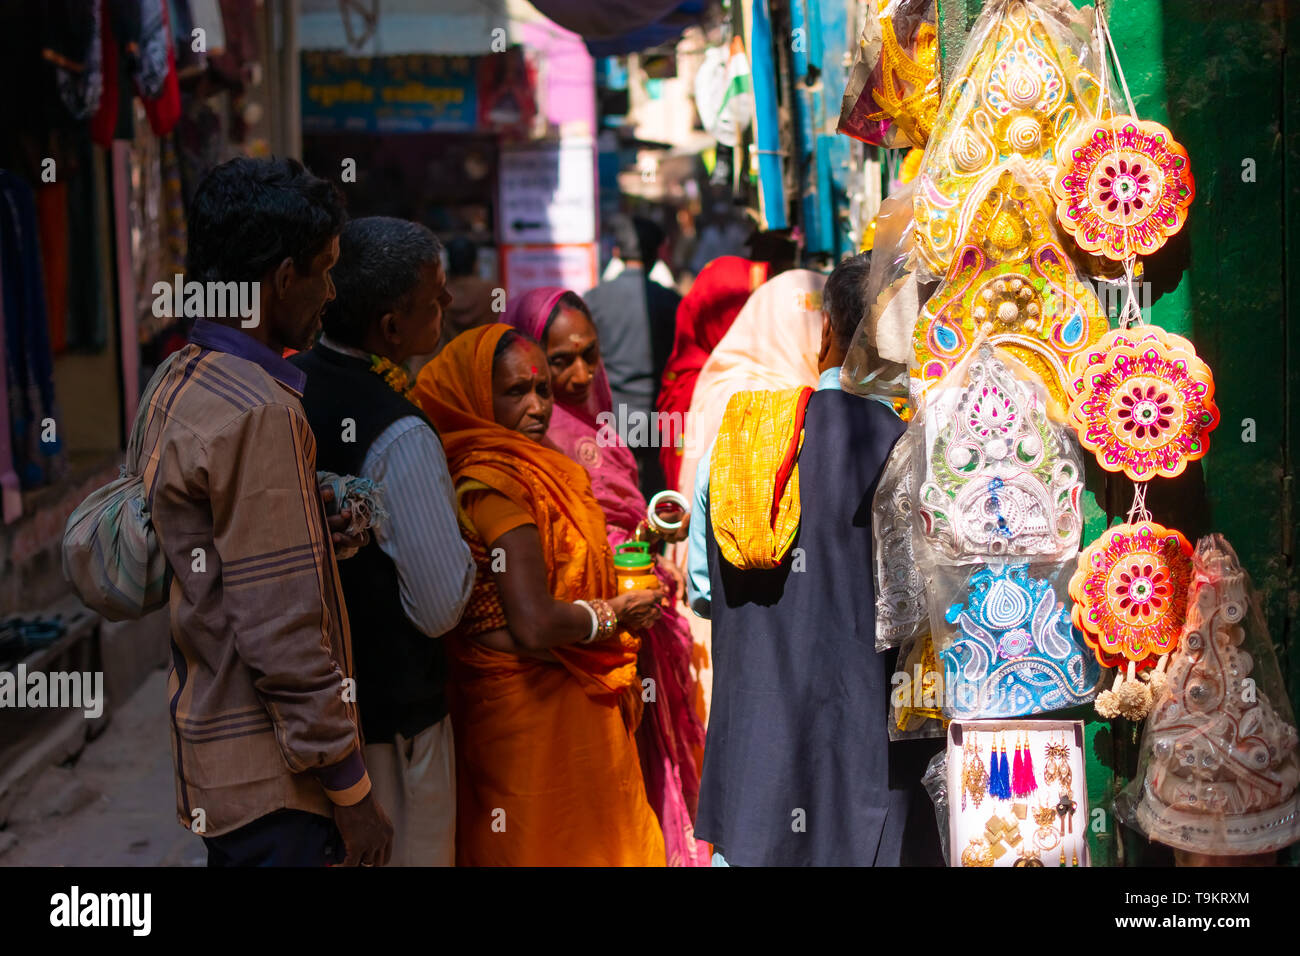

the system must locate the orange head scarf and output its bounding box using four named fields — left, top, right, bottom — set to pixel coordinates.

left=414, top=323, right=638, bottom=699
